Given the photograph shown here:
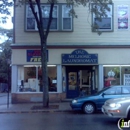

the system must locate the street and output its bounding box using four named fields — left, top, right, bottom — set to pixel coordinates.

left=0, top=112, right=118, bottom=130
